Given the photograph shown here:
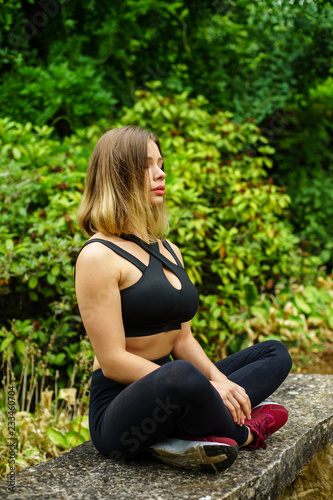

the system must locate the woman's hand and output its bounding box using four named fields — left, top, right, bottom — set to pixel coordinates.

left=170, top=319, right=252, bottom=426
left=211, top=380, right=251, bottom=426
